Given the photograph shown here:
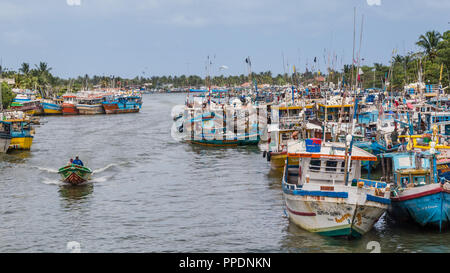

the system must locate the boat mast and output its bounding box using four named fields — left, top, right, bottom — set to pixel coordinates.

left=350, top=7, right=356, bottom=93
